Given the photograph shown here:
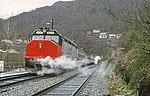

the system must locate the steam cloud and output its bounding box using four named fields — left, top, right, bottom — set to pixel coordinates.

left=35, top=56, right=91, bottom=76
left=94, top=56, right=101, bottom=64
